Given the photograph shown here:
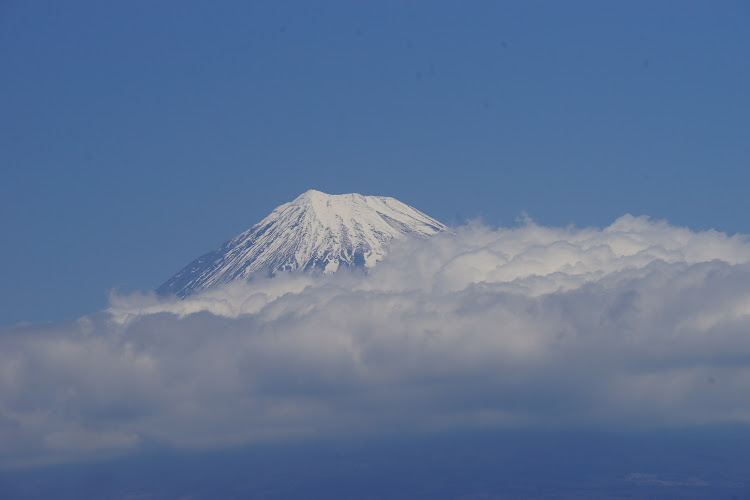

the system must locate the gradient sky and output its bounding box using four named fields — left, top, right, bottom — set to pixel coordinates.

left=1, top=1, right=749, bottom=325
